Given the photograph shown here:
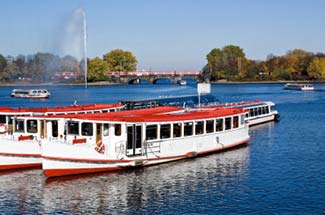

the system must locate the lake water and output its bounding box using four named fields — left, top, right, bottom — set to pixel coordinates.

left=0, top=83, right=324, bottom=214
